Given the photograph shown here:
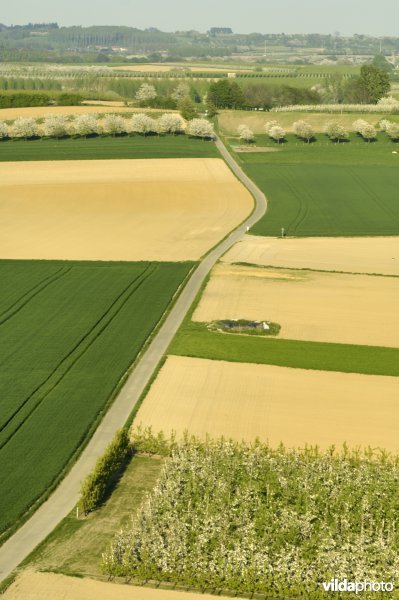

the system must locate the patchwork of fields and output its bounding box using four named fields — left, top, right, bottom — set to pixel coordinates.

left=0, top=260, right=192, bottom=538
left=3, top=97, right=399, bottom=600
left=193, top=263, right=399, bottom=347
left=0, top=158, right=252, bottom=261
